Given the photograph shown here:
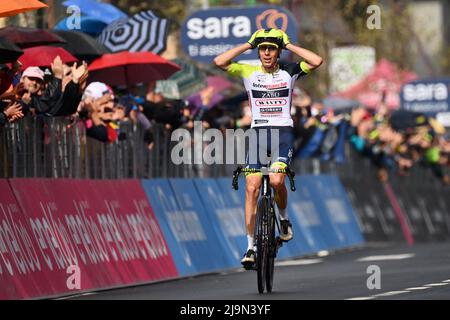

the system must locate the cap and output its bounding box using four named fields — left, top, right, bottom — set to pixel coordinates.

left=82, top=82, right=114, bottom=100
left=21, top=67, right=44, bottom=81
